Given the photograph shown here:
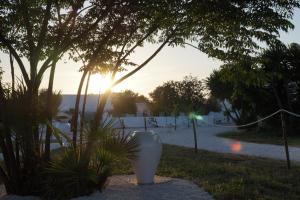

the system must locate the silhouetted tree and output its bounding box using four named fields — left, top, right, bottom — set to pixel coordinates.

left=111, top=90, right=140, bottom=116
left=150, top=76, right=206, bottom=115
